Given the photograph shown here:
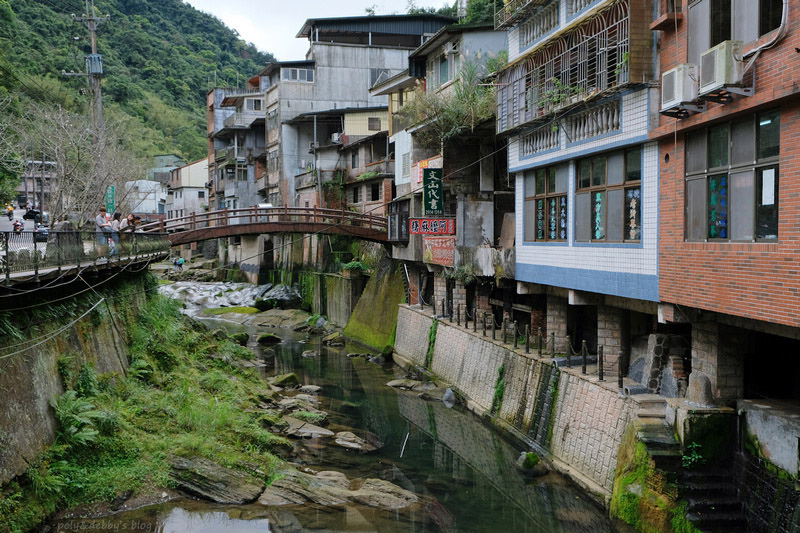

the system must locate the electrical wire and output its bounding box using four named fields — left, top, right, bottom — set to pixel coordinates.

left=0, top=297, right=105, bottom=360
